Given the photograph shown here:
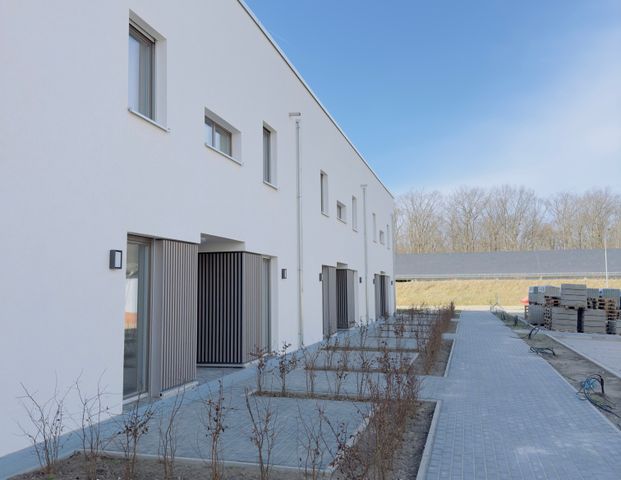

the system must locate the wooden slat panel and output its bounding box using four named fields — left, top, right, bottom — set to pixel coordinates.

left=159, top=240, right=198, bottom=391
